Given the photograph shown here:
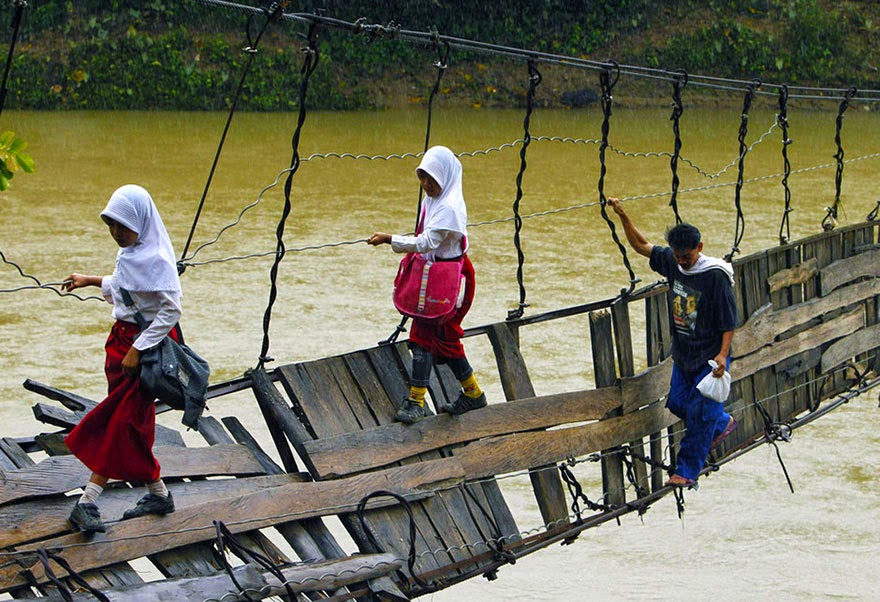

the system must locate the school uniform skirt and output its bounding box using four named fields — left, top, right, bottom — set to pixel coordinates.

left=65, top=319, right=176, bottom=482
left=410, top=254, right=475, bottom=360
